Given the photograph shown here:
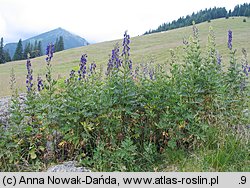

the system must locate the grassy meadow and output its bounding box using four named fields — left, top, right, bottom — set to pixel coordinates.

left=0, top=17, right=250, bottom=97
